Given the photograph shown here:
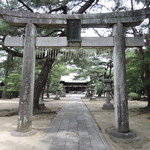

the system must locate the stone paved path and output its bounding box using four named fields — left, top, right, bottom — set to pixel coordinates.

left=37, top=95, right=109, bottom=150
